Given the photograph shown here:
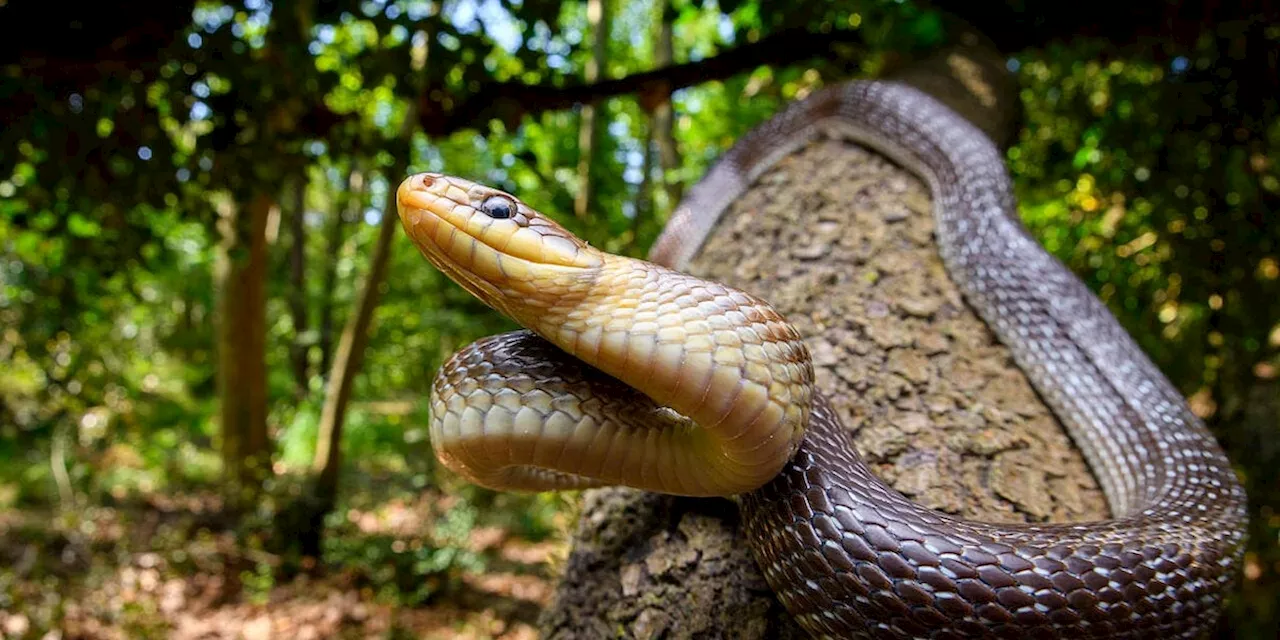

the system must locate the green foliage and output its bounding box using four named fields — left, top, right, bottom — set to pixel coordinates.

left=318, top=495, right=488, bottom=606
left=2, top=0, right=1278, bottom=637
left=1009, top=33, right=1280, bottom=632
left=240, top=559, right=277, bottom=605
